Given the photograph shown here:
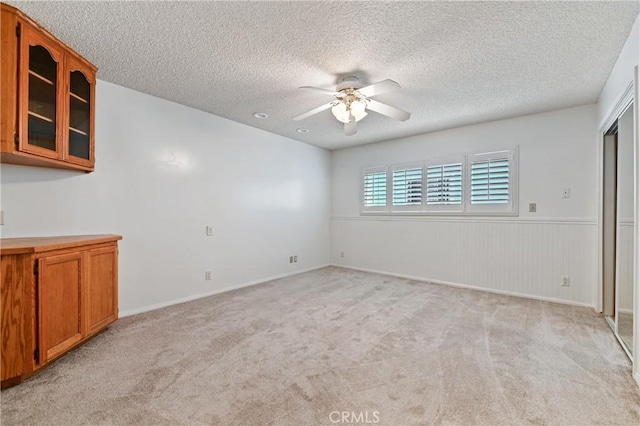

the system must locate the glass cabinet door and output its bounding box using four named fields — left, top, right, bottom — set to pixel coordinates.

left=66, top=62, right=93, bottom=165
left=19, top=27, right=63, bottom=158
